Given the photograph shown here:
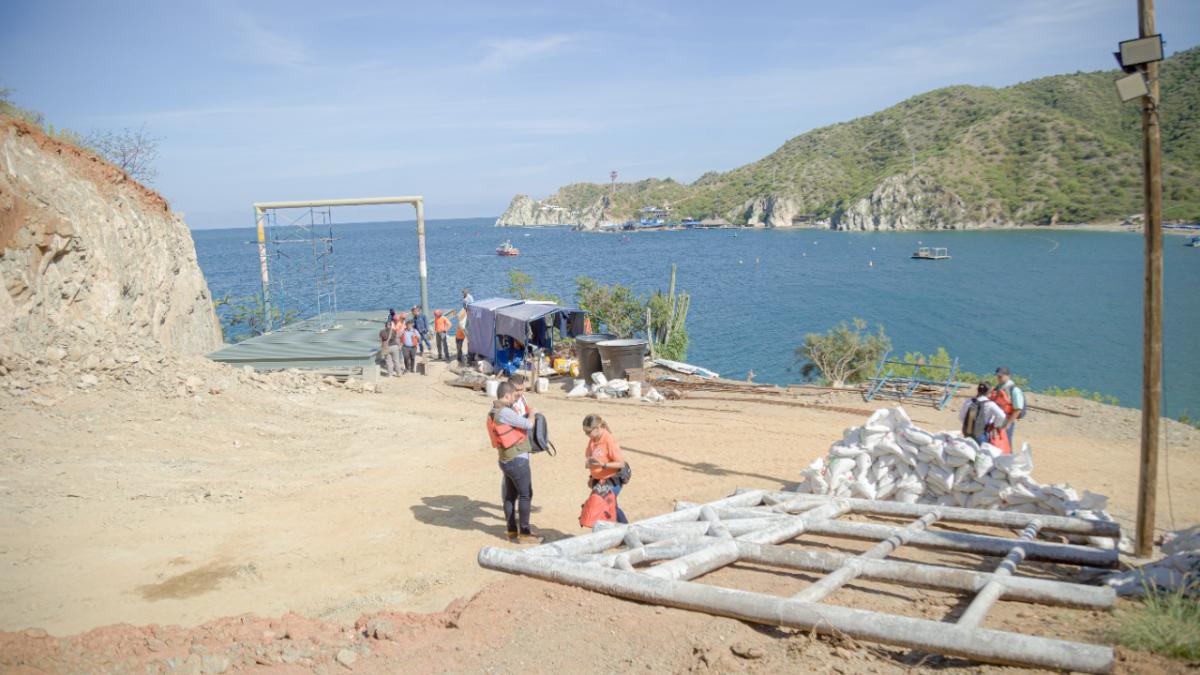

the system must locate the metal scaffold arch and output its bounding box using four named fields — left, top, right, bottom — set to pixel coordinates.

left=252, top=196, right=428, bottom=334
